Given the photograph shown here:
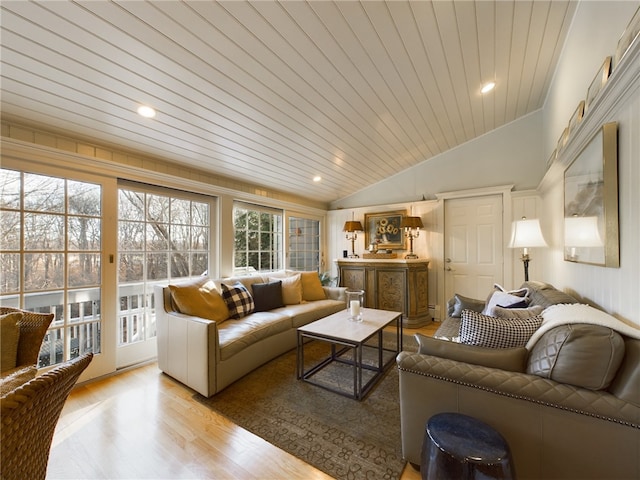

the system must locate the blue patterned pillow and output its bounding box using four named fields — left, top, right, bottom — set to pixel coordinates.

left=221, top=282, right=255, bottom=319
